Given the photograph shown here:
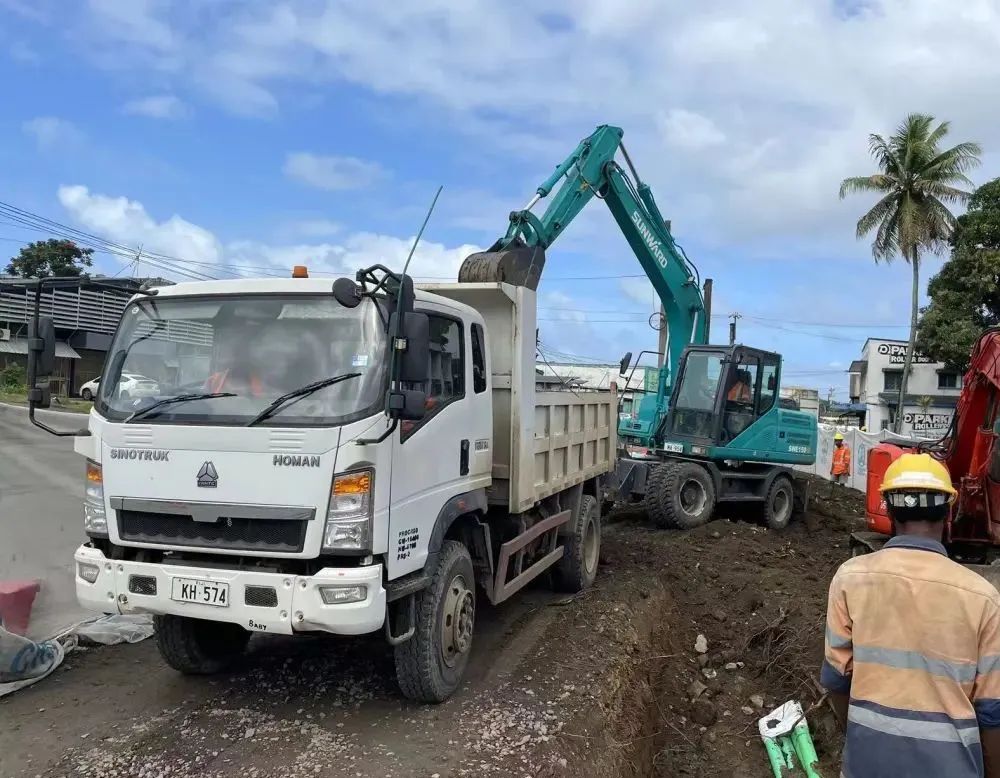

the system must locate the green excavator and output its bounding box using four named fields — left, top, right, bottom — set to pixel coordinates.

left=458, top=124, right=817, bottom=529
